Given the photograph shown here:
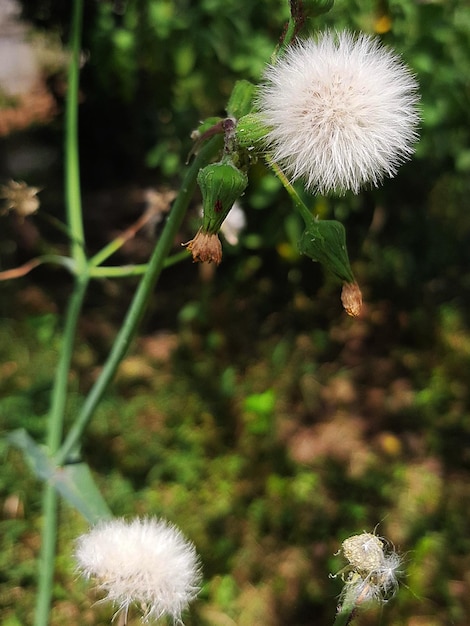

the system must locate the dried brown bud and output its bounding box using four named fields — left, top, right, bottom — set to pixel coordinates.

left=184, top=229, right=223, bottom=265
left=341, top=281, right=363, bottom=317
left=342, top=533, right=384, bottom=572
left=0, top=180, right=41, bottom=219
